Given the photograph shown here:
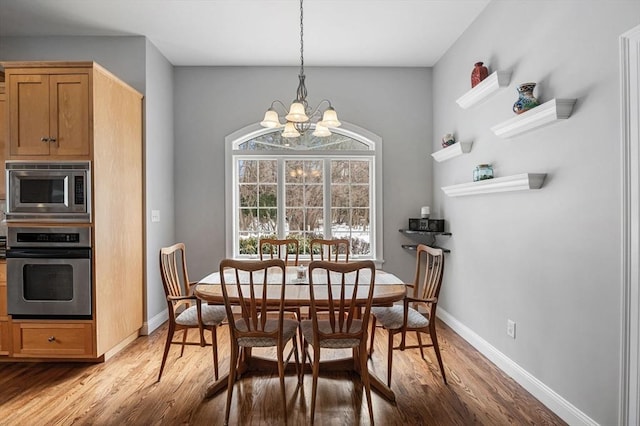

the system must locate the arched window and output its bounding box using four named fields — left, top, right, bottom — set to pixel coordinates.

left=225, top=123, right=383, bottom=264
